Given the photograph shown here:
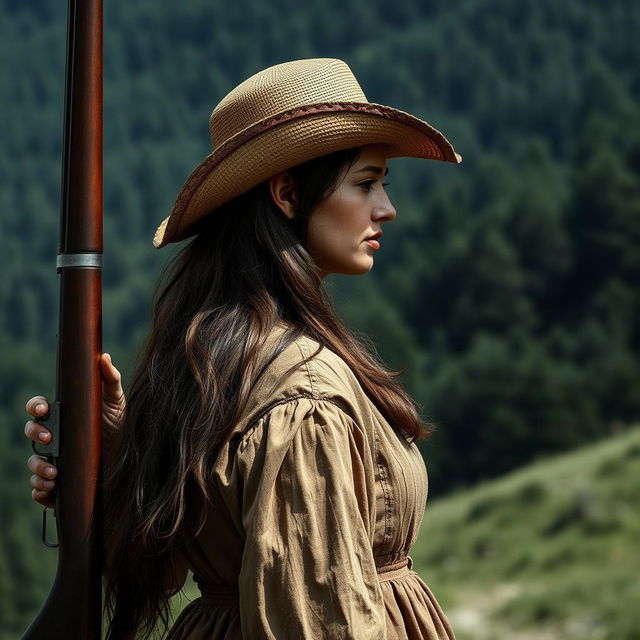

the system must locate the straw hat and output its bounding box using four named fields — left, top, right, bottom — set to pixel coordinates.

left=153, top=58, right=461, bottom=248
